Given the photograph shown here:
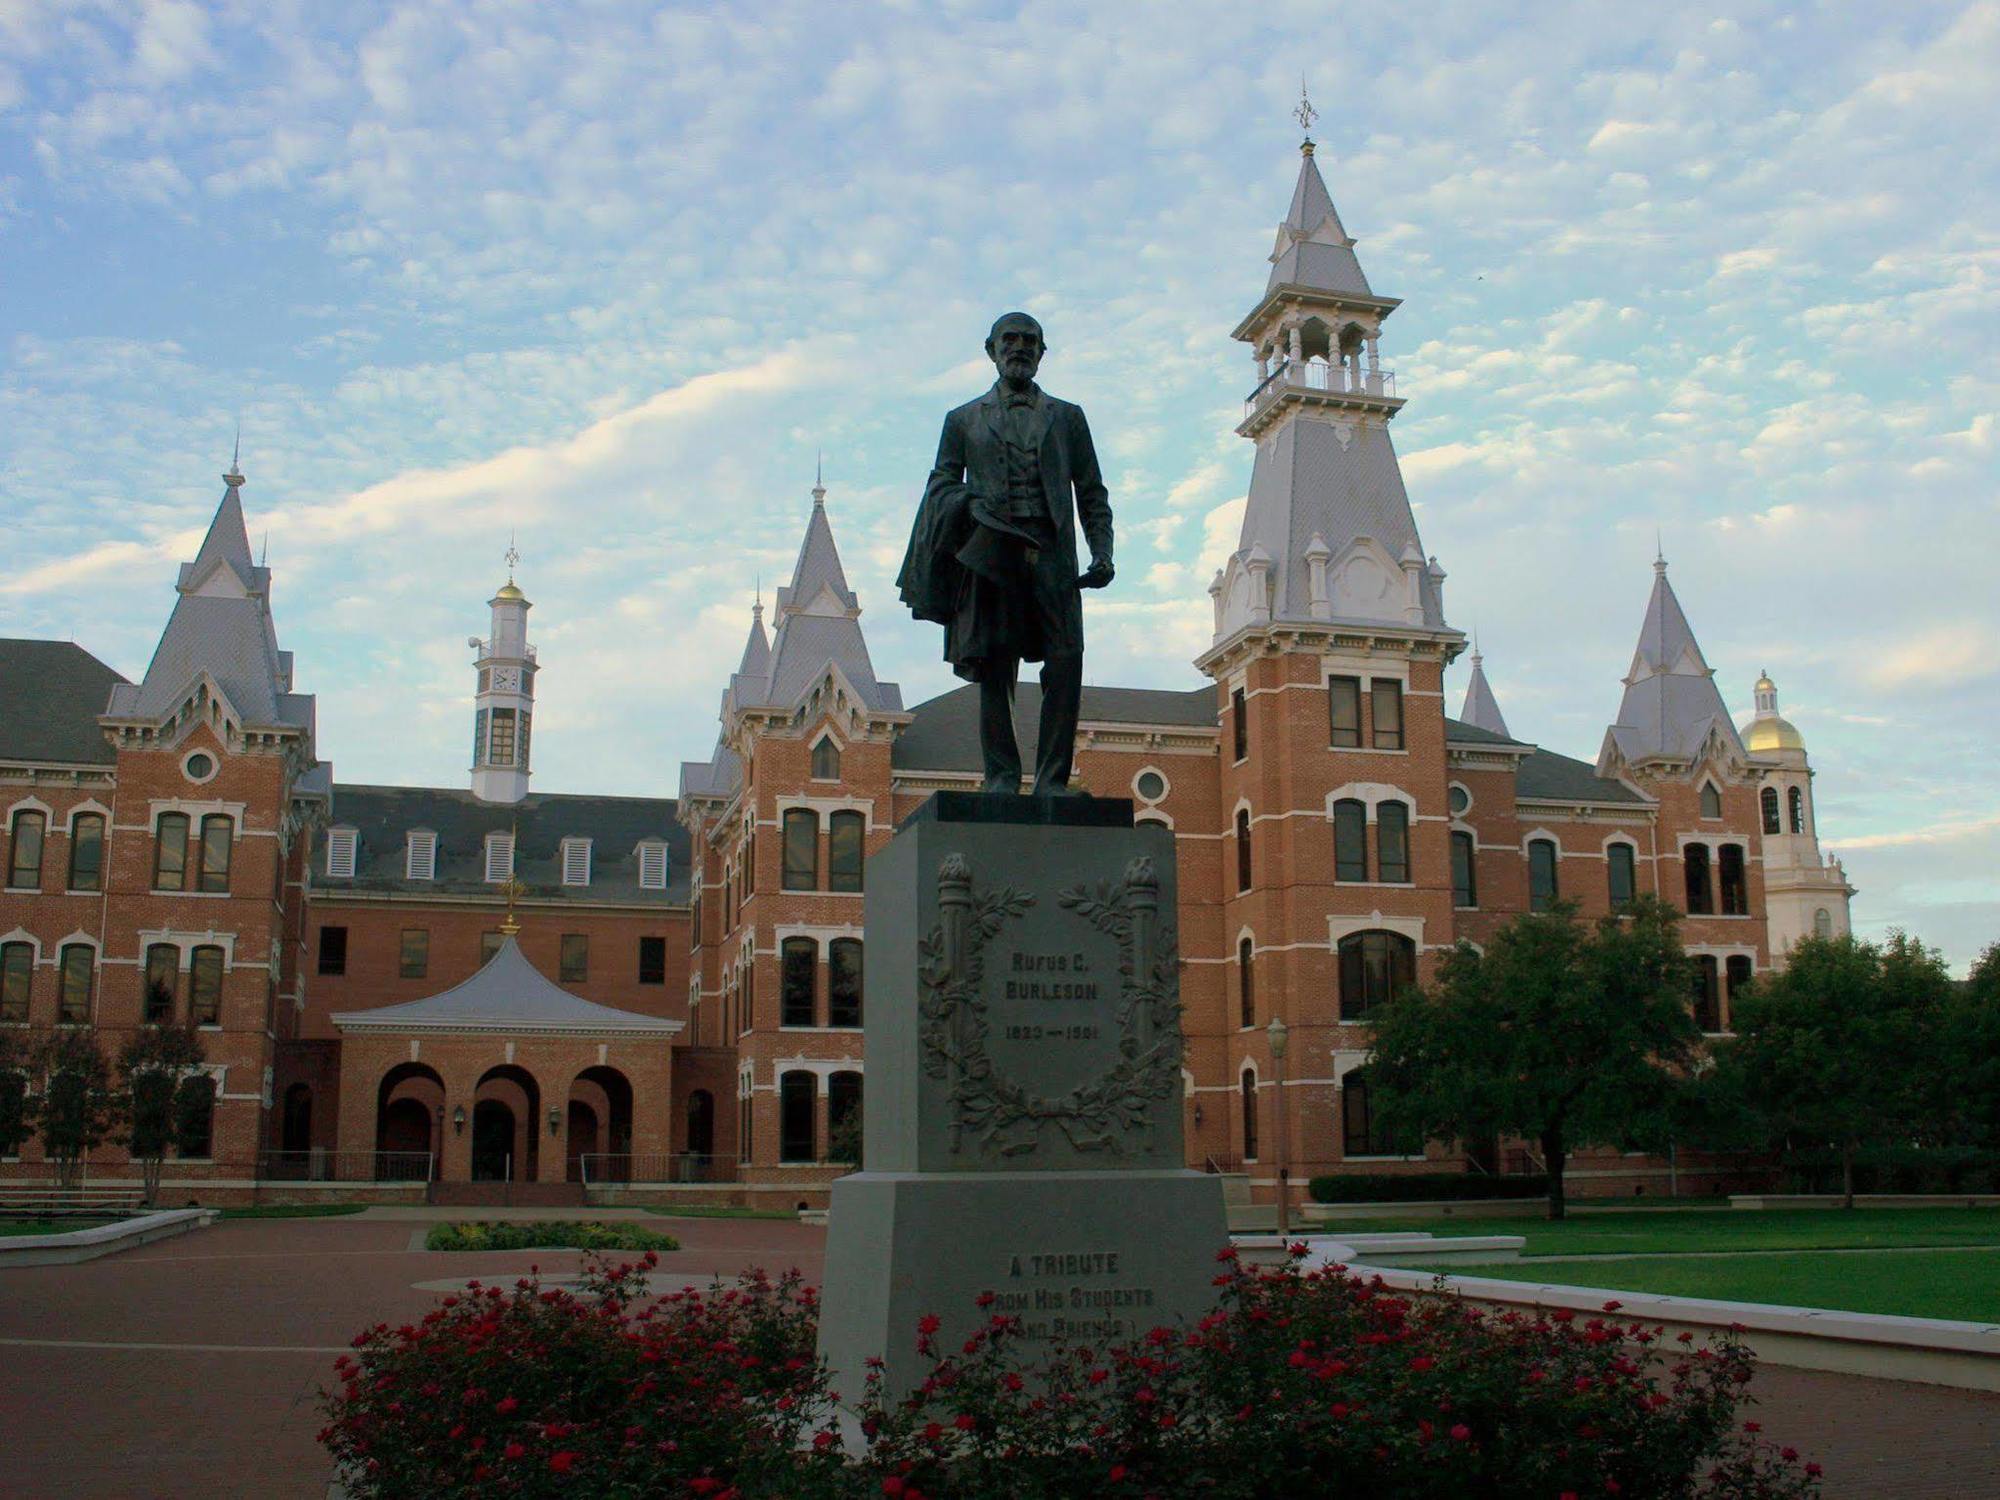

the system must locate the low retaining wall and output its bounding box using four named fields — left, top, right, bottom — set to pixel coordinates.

left=1303, top=1198, right=1548, bottom=1222
left=0, top=1209, right=216, bottom=1267
left=1731, top=1193, right=2000, bottom=1211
